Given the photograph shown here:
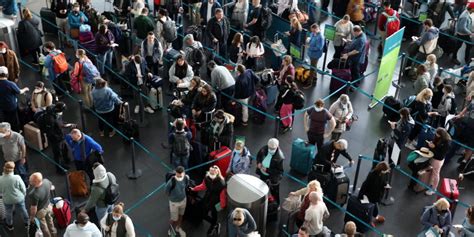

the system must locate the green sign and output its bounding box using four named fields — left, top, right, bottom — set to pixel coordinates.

left=290, top=43, right=302, bottom=60
left=418, top=12, right=428, bottom=22
left=324, top=24, right=336, bottom=41
left=370, top=27, right=405, bottom=108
